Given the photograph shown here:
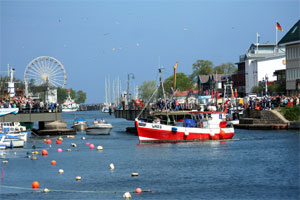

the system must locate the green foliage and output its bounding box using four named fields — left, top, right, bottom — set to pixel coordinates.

left=163, top=73, right=193, bottom=95
left=213, top=62, right=237, bottom=74
left=138, top=80, right=157, bottom=102
left=0, top=76, right=24, bottom=96
left=57, top=88, right=68, bottom=104
left=251, top=85, right=263, bottom=94
left=282, top=107, right=300, bottom=121
left=190, top=60, right=237, bottom=84
left=75, top=90, right=87, bottom=104
left=268, top=84, right=286, bottom=95
left=190, top=60, right=214, bottom=83
left=57, top=88, right=86, bottom=104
